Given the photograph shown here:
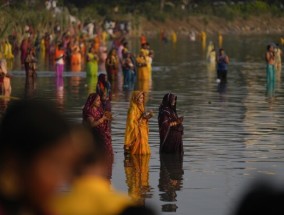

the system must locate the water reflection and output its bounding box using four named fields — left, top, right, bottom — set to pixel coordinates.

left=158, top=153, right=184, bottom=212
left=5, top=35, right=284, bottom=215
left=24, top=76, right=36, bottom=98
left=69, top=75, right=82, bottom=96
left=124, top=154, right=151, bottom=205
left=56, top=76, right=64, bottom=109
left=86, top=75, right=98, bottom=94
